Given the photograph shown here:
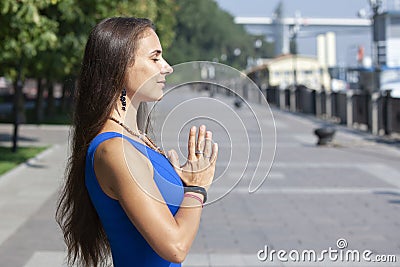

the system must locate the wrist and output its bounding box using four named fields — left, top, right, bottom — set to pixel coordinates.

left=184, top=186, right=207, bottom=203
left=183, top=192, right=204, bottom=208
